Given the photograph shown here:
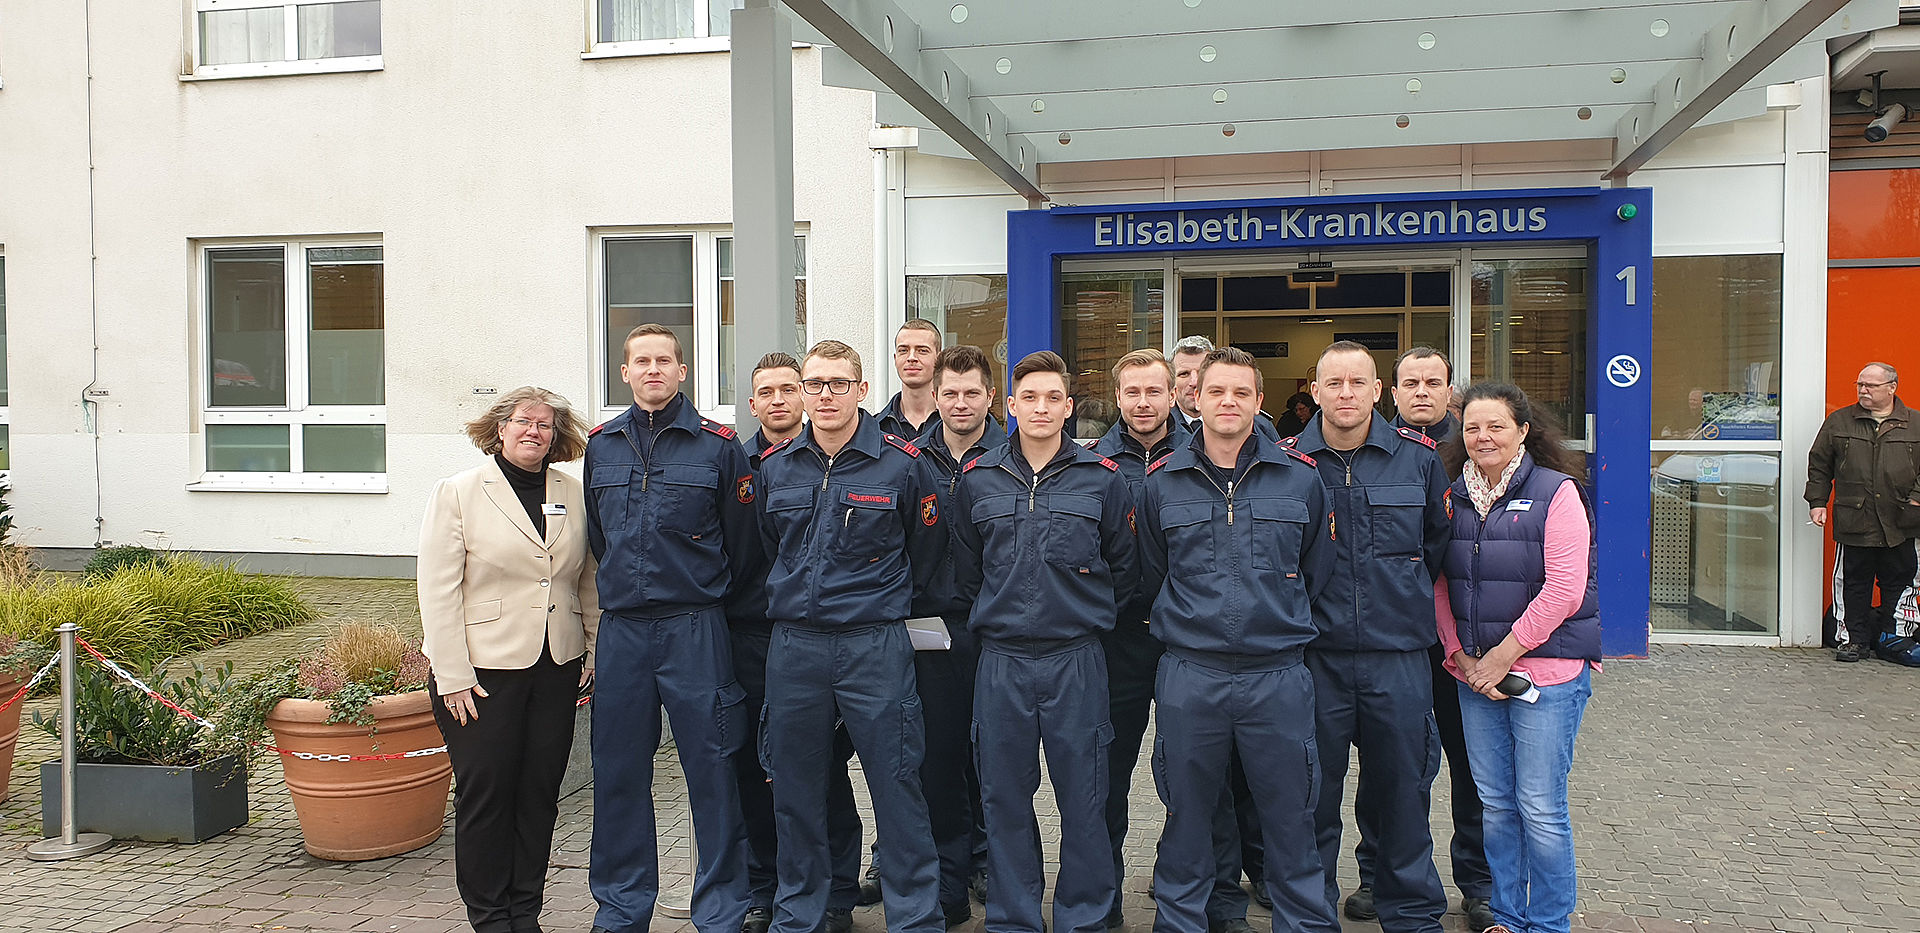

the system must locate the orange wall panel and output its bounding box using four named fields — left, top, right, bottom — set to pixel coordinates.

left=1830, top=170, right=1920, bottom=260
left=1825, top=267, right=1920, bottom=411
